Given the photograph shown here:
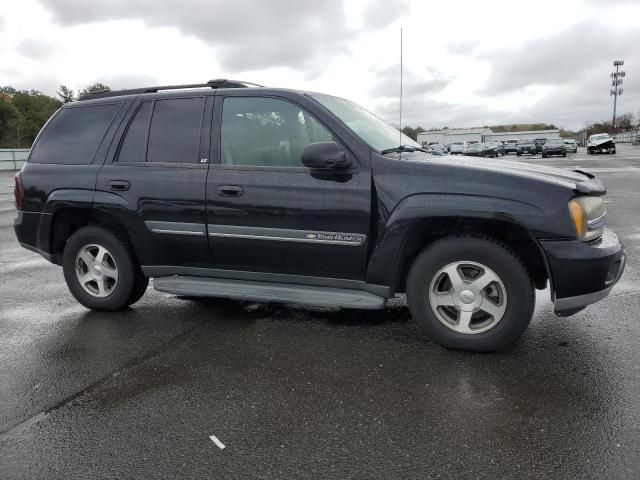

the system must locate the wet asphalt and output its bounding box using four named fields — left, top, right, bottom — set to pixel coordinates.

left=1, top=146, right=640, bottom=479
